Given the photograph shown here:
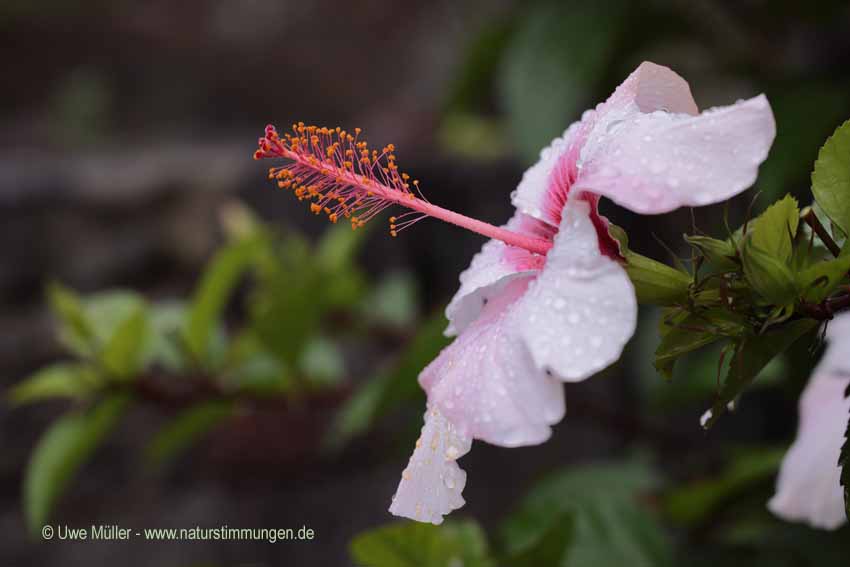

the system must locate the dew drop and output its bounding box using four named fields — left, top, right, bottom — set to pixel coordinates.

left=606, top=119, right=625, bottom=135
